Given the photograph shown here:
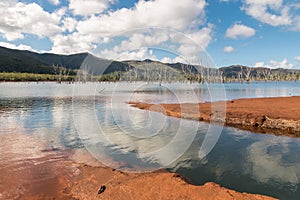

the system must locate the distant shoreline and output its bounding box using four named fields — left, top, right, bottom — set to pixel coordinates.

left=129, top=96, right=300, bottom=137
left=1, top=71, right=300, bottom=83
